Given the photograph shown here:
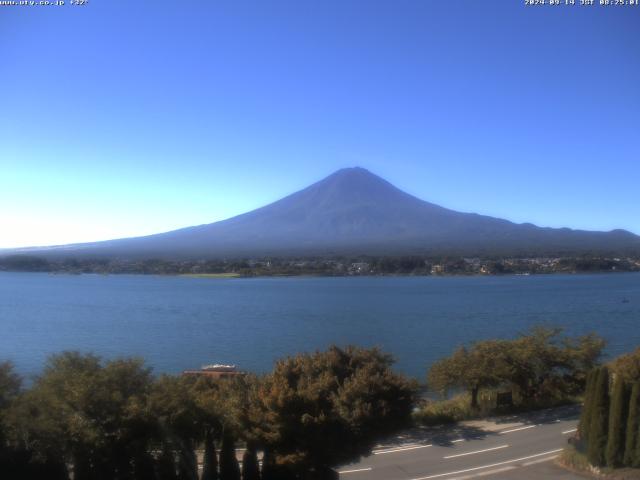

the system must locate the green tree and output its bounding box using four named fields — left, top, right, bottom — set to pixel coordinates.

left=0, top=361, right=21, bottom=445
left=588, top=367, right=610, bottom=467
left=241, top=444, right=260, bottom=480
left=428, top=327, right=604, bottom=411
left=148, top=375, right=203, bottom=480
left=260, top=449, right=277, bottom=480
left=428, top=342, right=506, bottom=409
left=219, top=432, right=241, bottom=480
left=611, top=347, right=640, bottom=383
left=256, top=346, right=418, bottom=478
left=624, top=382, right=640, bottom=467
left=606, top=377, right=630, bottom=467
left=563, top=333, right=606, bottom=395
left=578, top=369, right=597, bottom=443
left=5, top=353, right=155, bottom=480
left=201, top=429, right=219, bottom=480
